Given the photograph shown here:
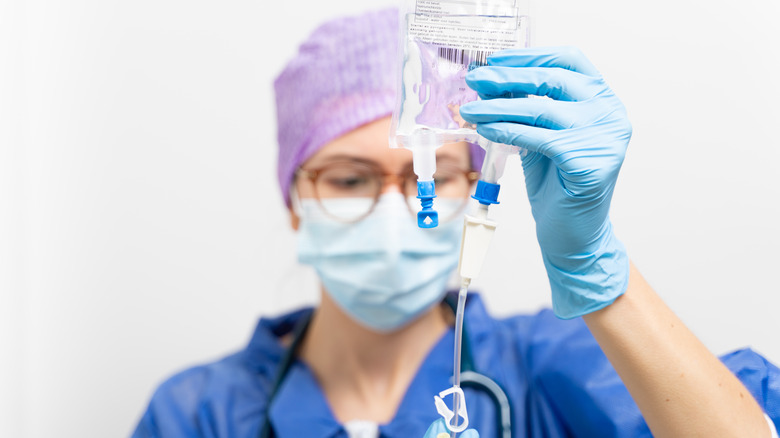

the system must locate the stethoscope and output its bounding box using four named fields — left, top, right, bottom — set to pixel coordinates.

left=259, top=295, right=513, bottom=438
